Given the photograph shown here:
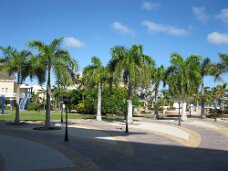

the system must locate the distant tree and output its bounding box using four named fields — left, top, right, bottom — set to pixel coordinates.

left=83, top=57, right=106, bottom=121
left=212, top=83, right=227, bottom=121
left=199, top=57, right=212, bottom=119
left=152, top=65, right=165, bottom=119
left=214, top=53, right=228, bottom=79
